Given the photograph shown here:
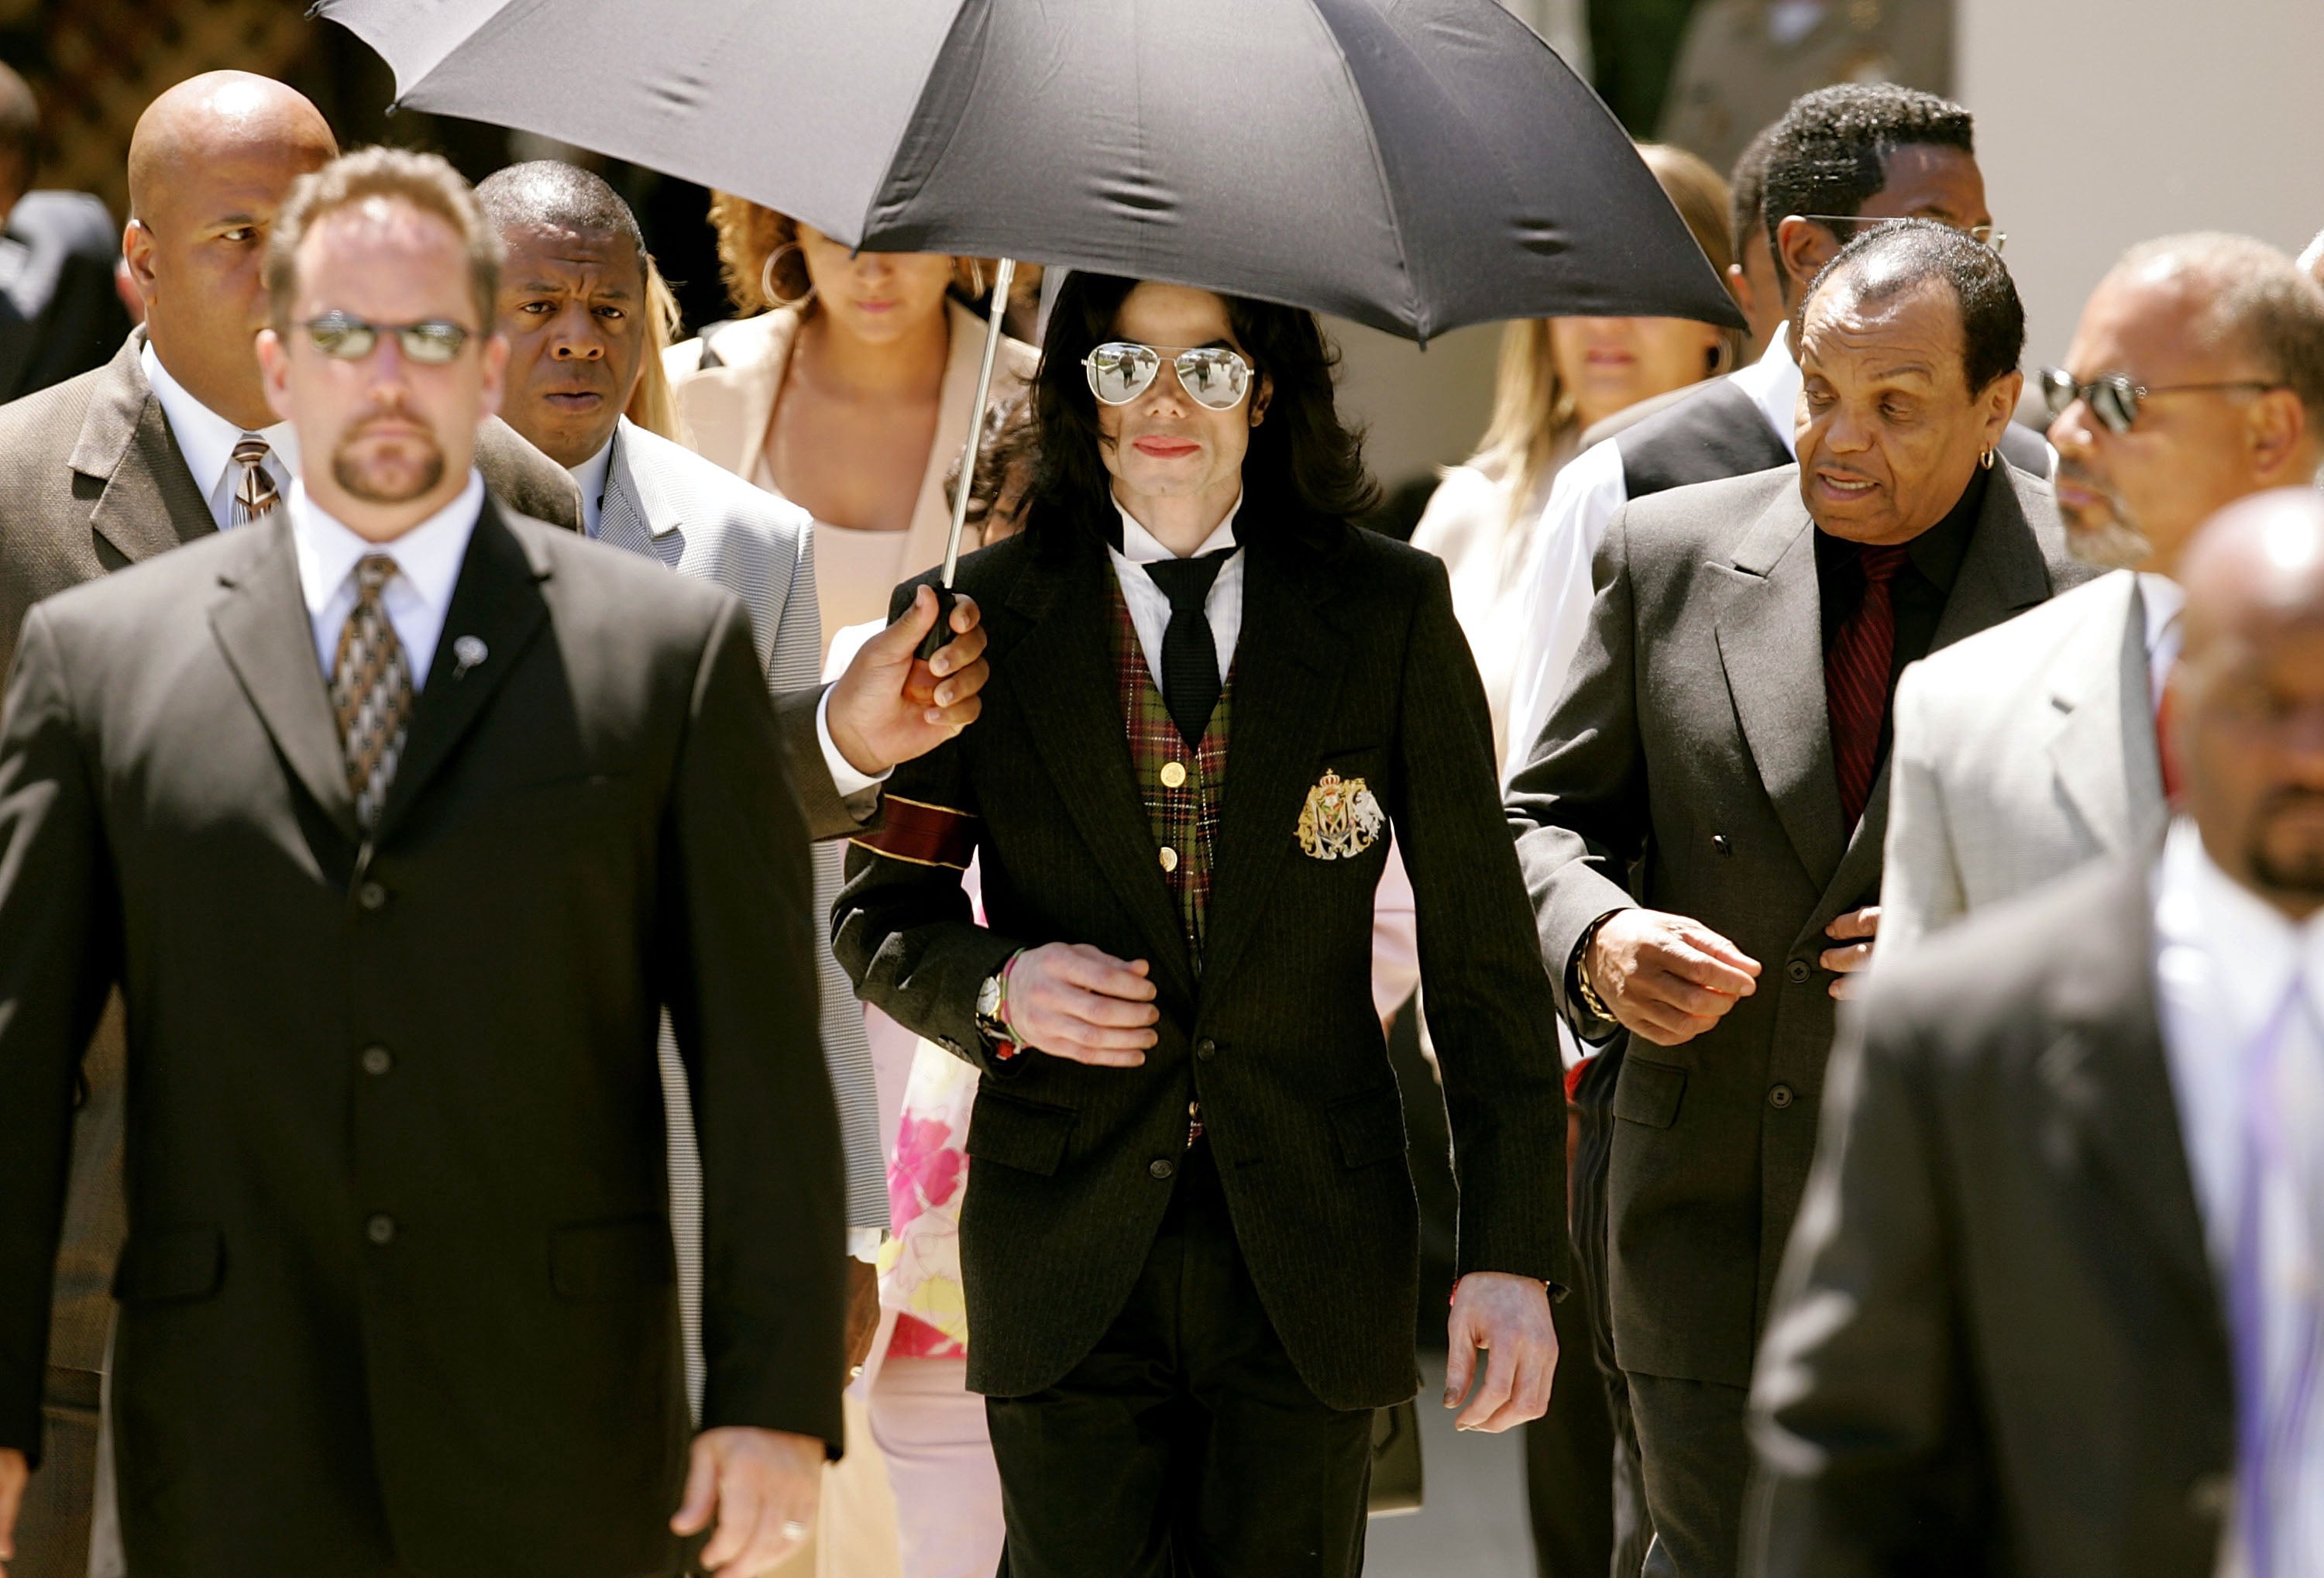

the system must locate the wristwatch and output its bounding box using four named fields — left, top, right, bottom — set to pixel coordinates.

left=975, top=961, right=1021, bottom=1062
